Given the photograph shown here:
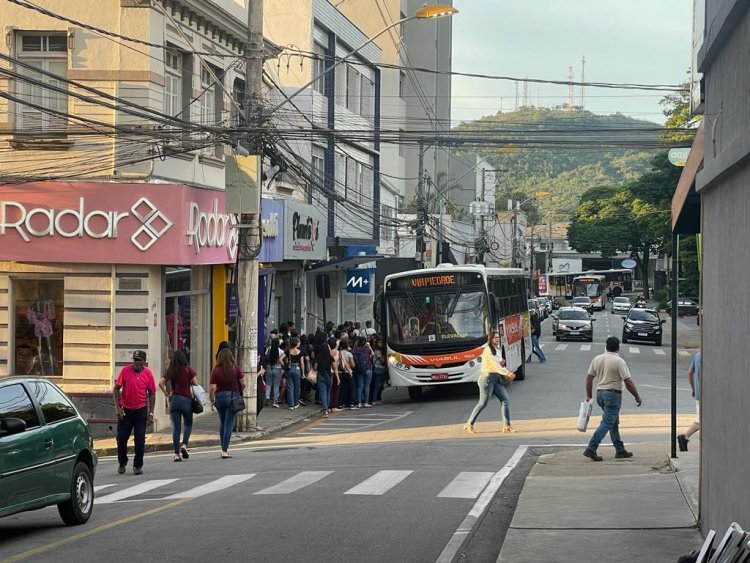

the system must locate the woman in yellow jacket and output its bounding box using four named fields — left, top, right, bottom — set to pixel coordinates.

left=464, top=330, right=516, bottom=433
